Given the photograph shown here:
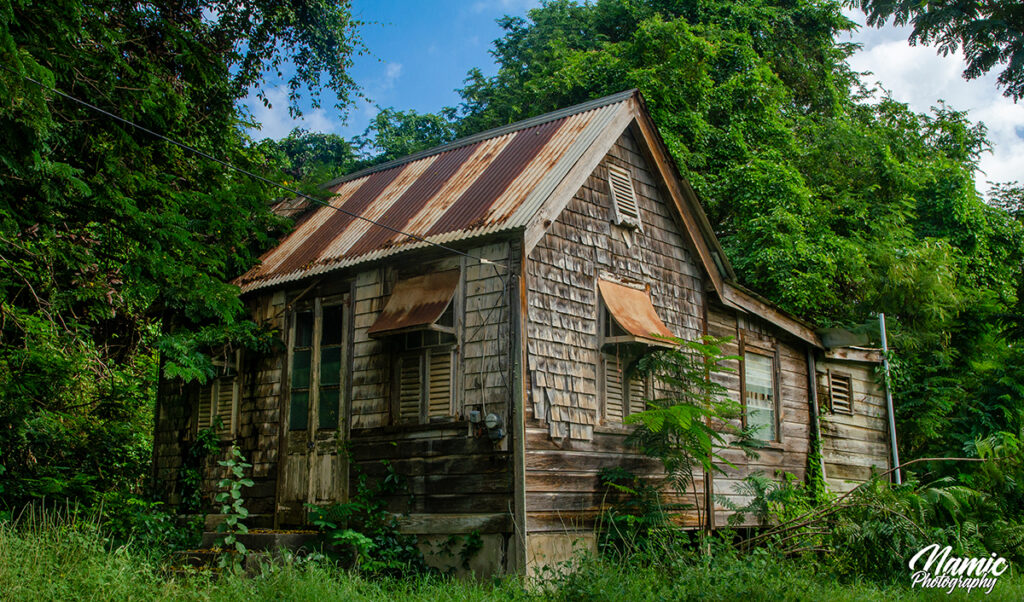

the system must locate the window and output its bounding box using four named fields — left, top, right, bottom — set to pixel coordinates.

left=368, top=270, right=461, bottom=425
left=394, top=330, right=456, bottom=424
left=743, top=350, right=779, bottom=441
left=602, top=352, right=648, bottom=423
left=607, top=164, right=643, bottom=230
left=828, top=371, right=853, bottom=414
left=198, top=350, right=240, bottom=438
left=288, top=303, right=345, bottom=432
